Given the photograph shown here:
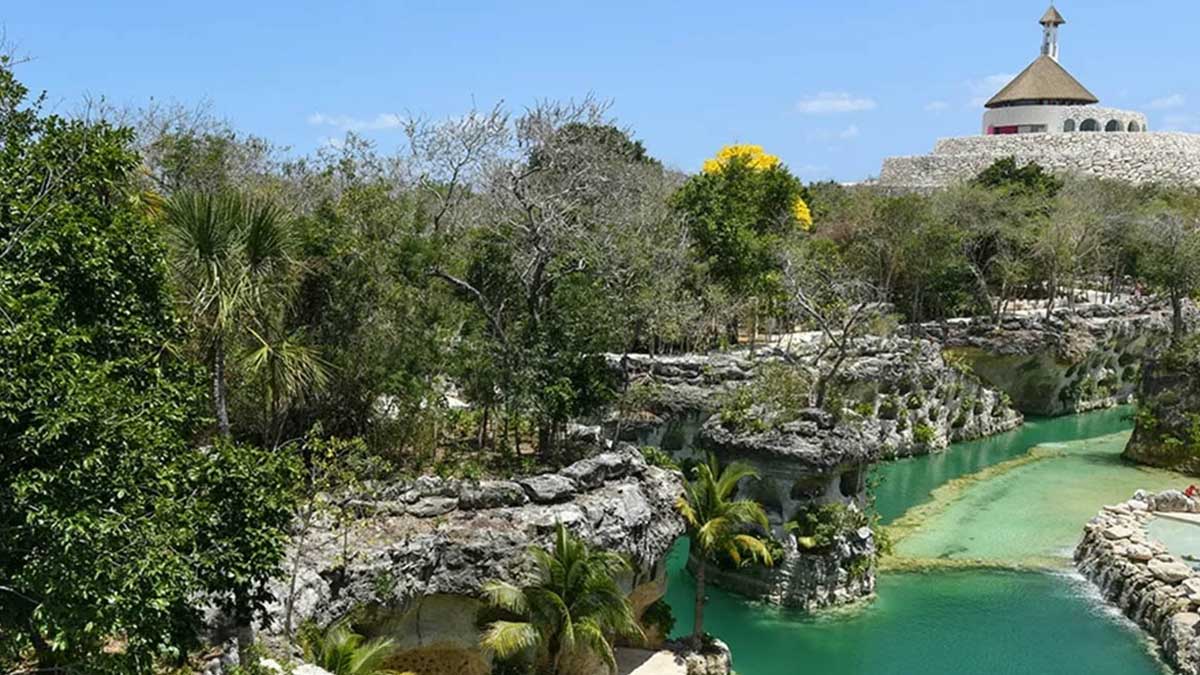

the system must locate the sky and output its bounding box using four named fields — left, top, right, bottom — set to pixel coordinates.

left=5, top=0, right=1198, bottom=182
